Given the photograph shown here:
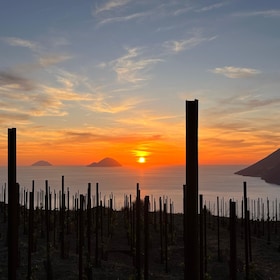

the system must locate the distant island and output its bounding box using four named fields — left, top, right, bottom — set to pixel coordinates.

left=235, top=148, right=280, bottom=185
left=31, top=160, right=52, bottom=166
left=87, top=157, right=122, bottom=167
